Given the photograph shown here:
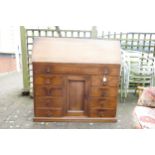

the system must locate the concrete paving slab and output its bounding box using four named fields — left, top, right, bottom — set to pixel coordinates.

left=0, top=72, right=137, bottom=129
